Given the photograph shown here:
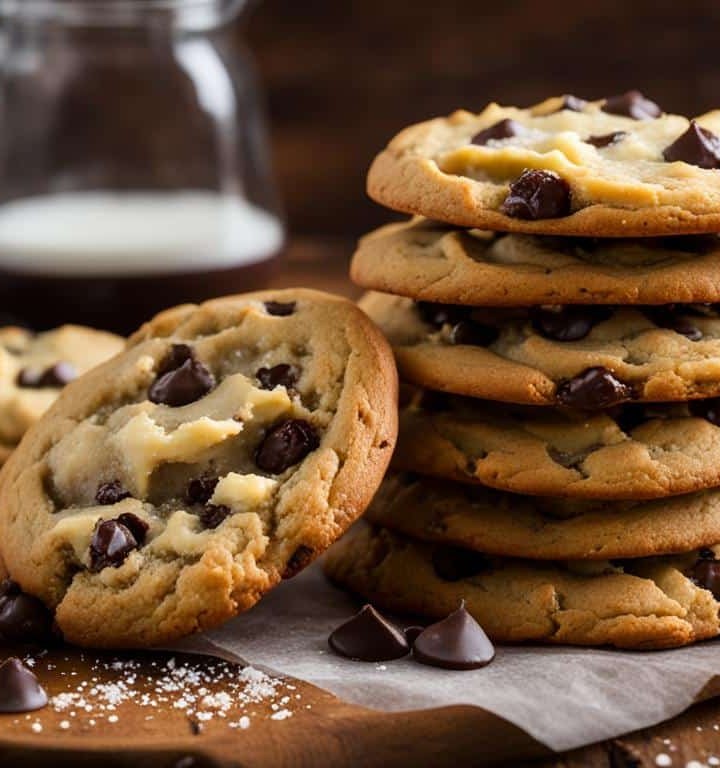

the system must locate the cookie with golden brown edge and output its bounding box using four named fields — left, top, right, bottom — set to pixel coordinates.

left=352, top=219, right=720, bottom=306
left=368, top=473, right=720, bottom=561
left=325, top=522, right=720, bottom=649
left=361, top=291, right=720, bottom=405
left=0, top=289, right=397, bottom=648
left=394, top=392, right=720, bottom=499
left=367, top=93, right=720, bottom=236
